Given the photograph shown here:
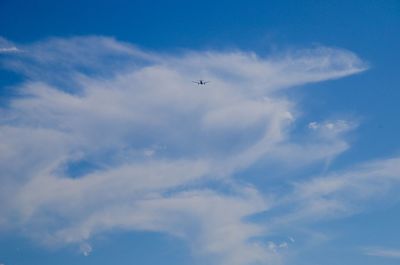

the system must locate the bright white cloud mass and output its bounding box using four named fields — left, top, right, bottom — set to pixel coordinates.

left=0, top=36, right=399, bottom=265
